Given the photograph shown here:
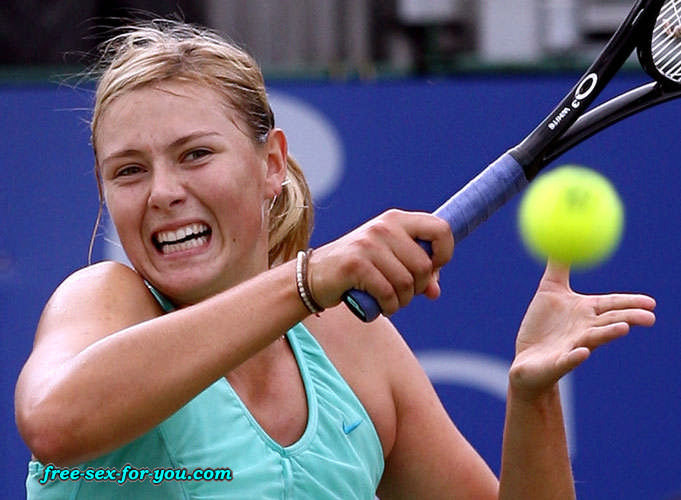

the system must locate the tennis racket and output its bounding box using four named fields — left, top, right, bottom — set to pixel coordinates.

left=344, top=0, right=681, bottom=322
